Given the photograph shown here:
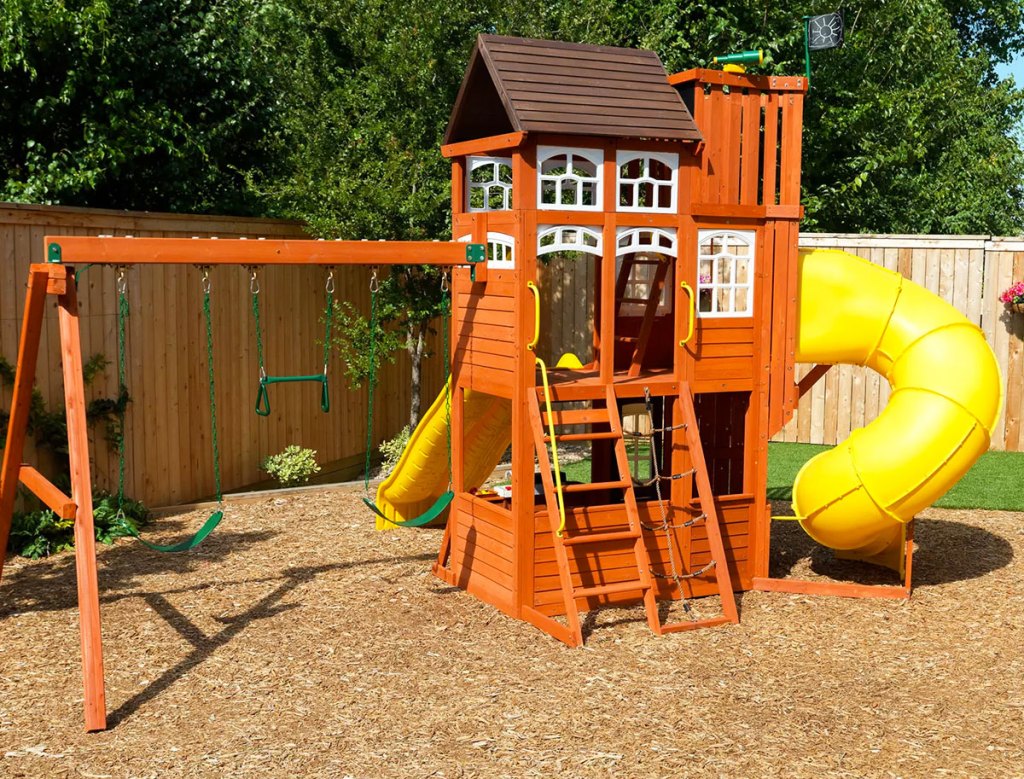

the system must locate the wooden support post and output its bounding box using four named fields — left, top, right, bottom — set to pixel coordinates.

left=0, top=266, right=52, bottom=584
left=797, top=363, right=831, bottom=398
left=57, top=278, right=107, bottom=732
